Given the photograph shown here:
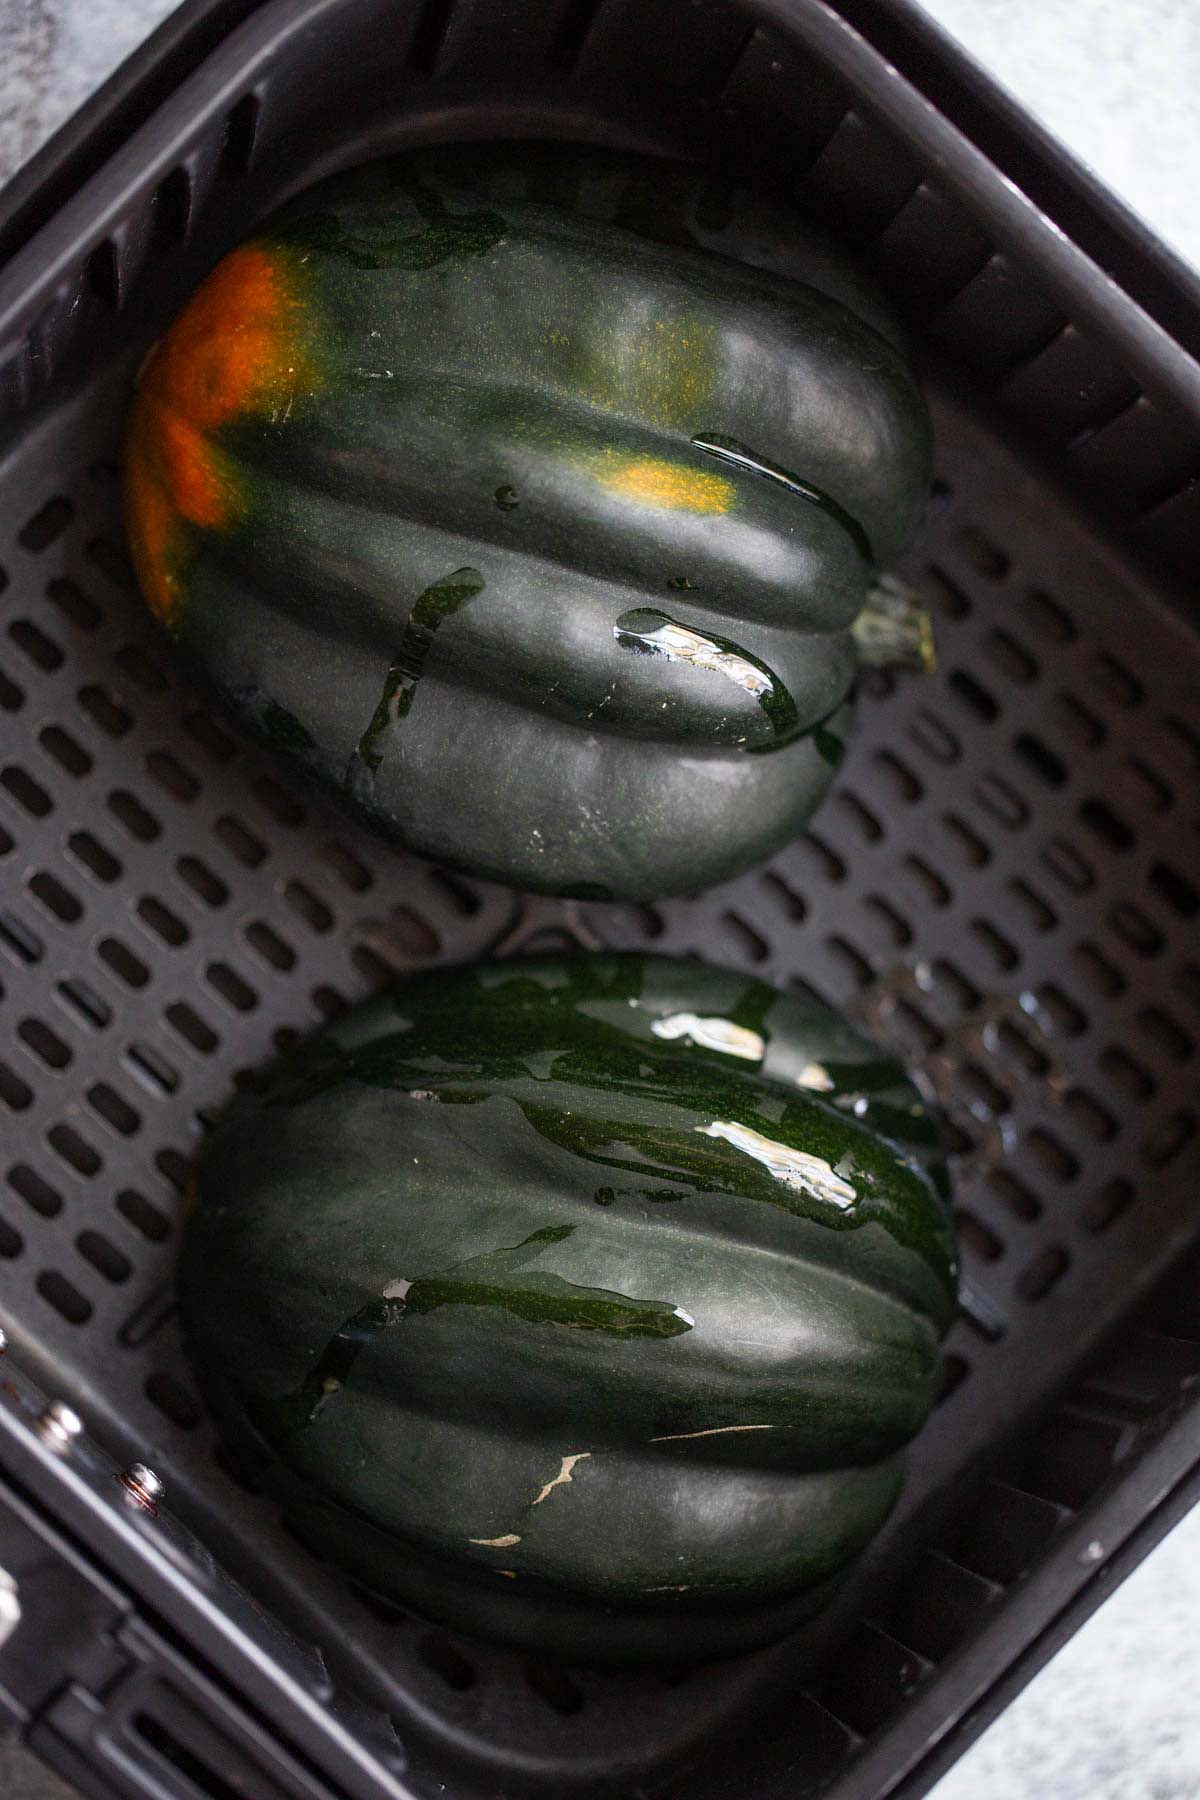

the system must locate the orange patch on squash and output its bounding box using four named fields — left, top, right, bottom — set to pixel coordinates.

left=125, top=244, right=310, bottom=624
